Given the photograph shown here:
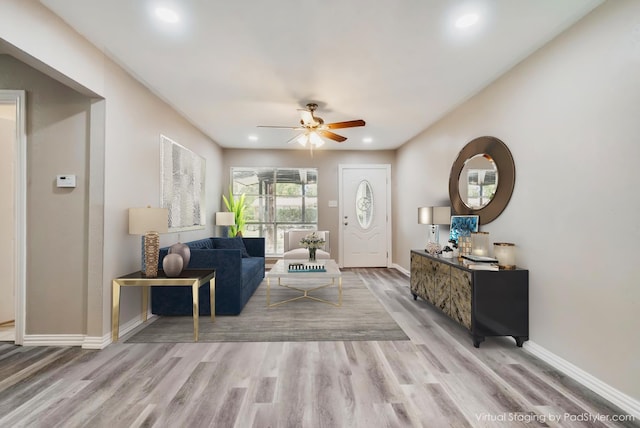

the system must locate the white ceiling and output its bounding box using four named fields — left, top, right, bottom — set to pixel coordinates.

left=39, top=0, right=603, bottom=151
